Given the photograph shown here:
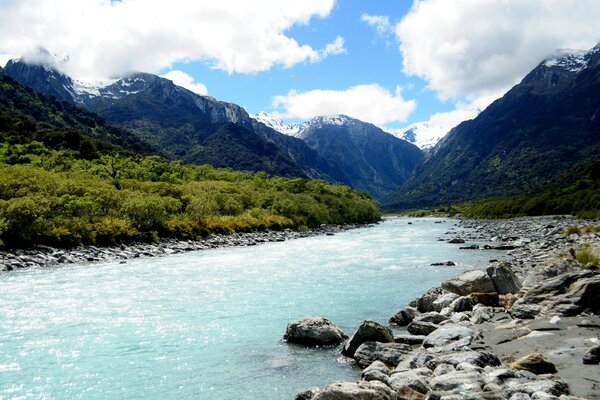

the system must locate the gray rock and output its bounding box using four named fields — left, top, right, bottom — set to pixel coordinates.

left=284, top=317, right=348, bottom=346
left=510, top=271, right=600, bottom=319
left=310, top=380, right=397, bottom=400
left=448, top=238, right=465, bottom=244
left=521, top=260, right=580, bottom=287
left=388, top=367, right=432, bottom=394
left=296, top=387, right=321, bottom=400
left=394, top=351, right=438, bottom=371
left=531, top=392, right=560, bottom=400
left=442, top=270, right=496, bottom=296
left=422, top=324, right=475, bottom=349
left=433, top=363, right=455, bottom=376
left=429, top=370, right=485, bottom=392
left=487, top=261, right=522, bottom=294
left=436, top=351, right=501, bottom=368
left=509, top=394, right=532, bottom=400
left=409, top=287, right=443, bottom=313
left=582, top=345, right=600, bottom=364
left=389, top=306, right=419, bottom=326
left=510, top=353, right=557, bottom=374
left=353, top=341, right=412, bottom=368
left=470, top=306, right=495, bottom=324
left=506, top=379, right=568, bottom=397
left=362, top=360, right=391, bottom=383
left=407, top=320, right=439, bottom=336
left=394, top=334, right=426, bottom=345
left=433, top=293, right=460, bottom=312
left=343, top=320, right=394, bottom=357
left=413, top=311, right=448, bottom=325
